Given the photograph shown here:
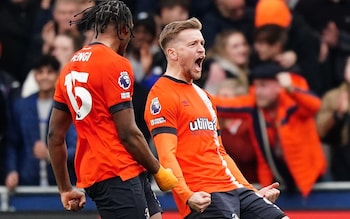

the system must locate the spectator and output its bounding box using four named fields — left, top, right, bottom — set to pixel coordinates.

left=143, top=0, right=191, bottom=90
left=253, top=25, right=298, bottom=71
left=255, top=0, right=327, bottom=95
left=5, top=55, right=77, bottom=189
left=0, top=0, right=41, bottom=83
left=125, top=12, right=158, bottom=142
left=156, top=0, right=190, bottom=30
left=318, top=21, right=350, bottom=92
left=216, top=79, right=258, bottom=183
left=22, top=30, right=84, bottom=98
left=0, top=43, right=21, bottom=185
left=41, top=0, right=81, bottom=54
left=208, top=29, right=251, bottom=89
left=201, top=0, right=255, bottom=48
left=317, top=56, right=350, bottom=181
left=127, top=12, right=157, bottom=83
left=216, top=62, right=327, bottom=196
left=294, top=0, right=350, bottom=33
